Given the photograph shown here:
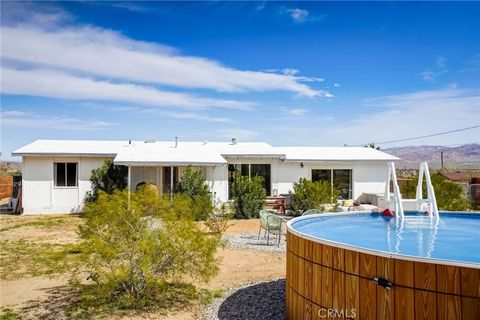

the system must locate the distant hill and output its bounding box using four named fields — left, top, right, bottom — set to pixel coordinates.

left=384, top=144, right=480, bottom=169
